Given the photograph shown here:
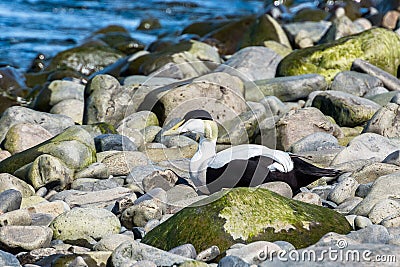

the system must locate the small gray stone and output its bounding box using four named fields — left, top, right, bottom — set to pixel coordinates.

left=218, top=255, right=251, bottom=267
left=126, top=165, right=163, bottom=188
left=74, top=162, right=110, bottom=179
left=116, top=111, right=159, bottom=133
left=121, top=200, right=163, bottom=228
left=50, top=207, right=121, bottom=247
left=352, top=58, right=400, bottom=92
left=283, top=21, right=331, bottom=44
left=259, top=96, right=289, bottom=118
left=0, top=249, right=21, bottom=266
left=0, top=189, right=22, bottom=213
left=214, top=46, right=282, bottom=81
left=258, top=182, right=292, bottom=198
left=50, top=99, right=84, bottom=124
left=166, top=183, right=196, bottom=202
left=364, top=102, right=400, bottom=138
left=293, top=192, right=322, bottom=206
left=93, top=234, right=135, bottom=251
left=169, top=243, right=197, bottom=259
left=289, top=132, right=340, bottom=153
left=111, top=241, right=191, bottom=266
left=71, top=177, right=124, bottom=191
left=226, top=241, right=281, bottom=264
left=142, top=169, right=179, bottom=192
left=0, top=226, right=52, bottom=251
left=99, top=151, right=150, bottom=176
left=30, top=213, right=54, bottom=227
left=368, top=199, right=400, bottom=224
left=355, top=183, right=373, bottom=198
left=382, top=150, right=400, bottom=166
left=351, top=172, right=400, bottom=216
left=346, top=225, right=390, bottom=244
left=94, top=134, right=137, bottom=152
left=327, top=176, right=359, bottom=205
left=196, top=245, right=220, bottom=262
left=0, top=209, right=32, bottom=226
left=335, top=197, right=363, bottom=214
left=245, top=74, right=327, bottom=102
left=277, top=107, right=343, bottom=151
left=332, top=133, right=400, bottom=165
left=330, top=71, right=383, bottom=97
left=364, top=86, right=389, bottom=98
left=49, top=187, right=133, bottom=209
left=354, top=215, right=373, bottom=230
